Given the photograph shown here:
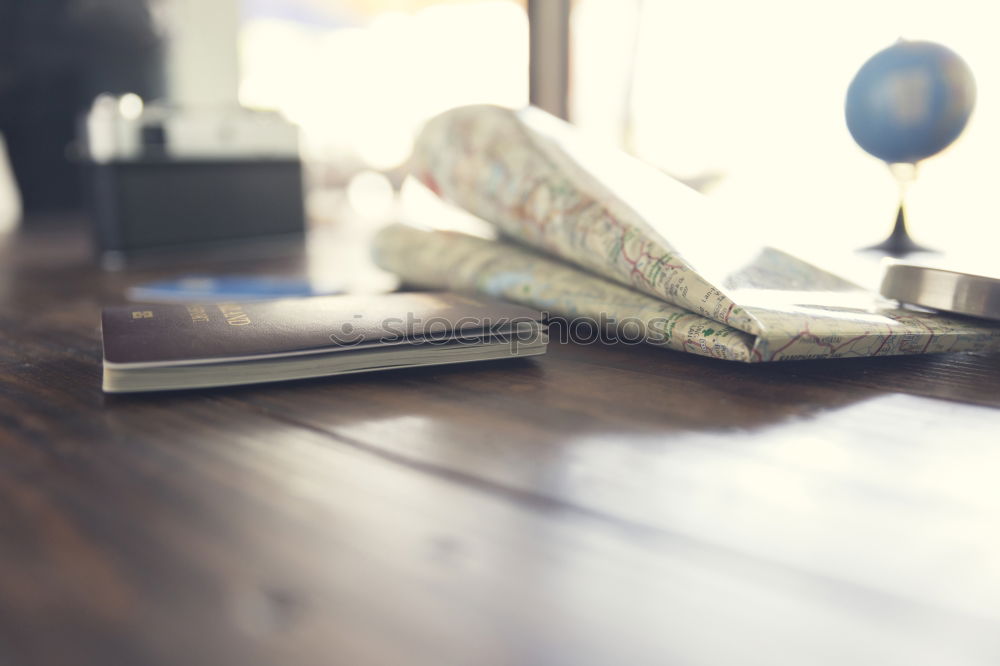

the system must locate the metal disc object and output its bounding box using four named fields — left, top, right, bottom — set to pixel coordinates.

left=880, top=263, right=1000, bottom=321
